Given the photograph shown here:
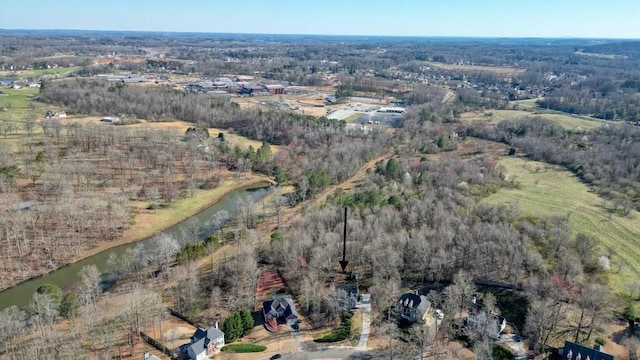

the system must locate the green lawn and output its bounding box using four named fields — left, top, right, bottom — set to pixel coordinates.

left=0, top=67, right=78, bottom=78
left=484, top=156, right=640, bottom=292
left=460, top=109, right=603, bottom=131
left=0, top=87, right=52, bottom=117
left=343, top=113, right=363, bottom=123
